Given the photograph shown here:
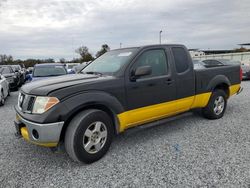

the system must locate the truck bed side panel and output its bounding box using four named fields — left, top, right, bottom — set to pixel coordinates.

left=195, top=65, right=241, bottom=95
